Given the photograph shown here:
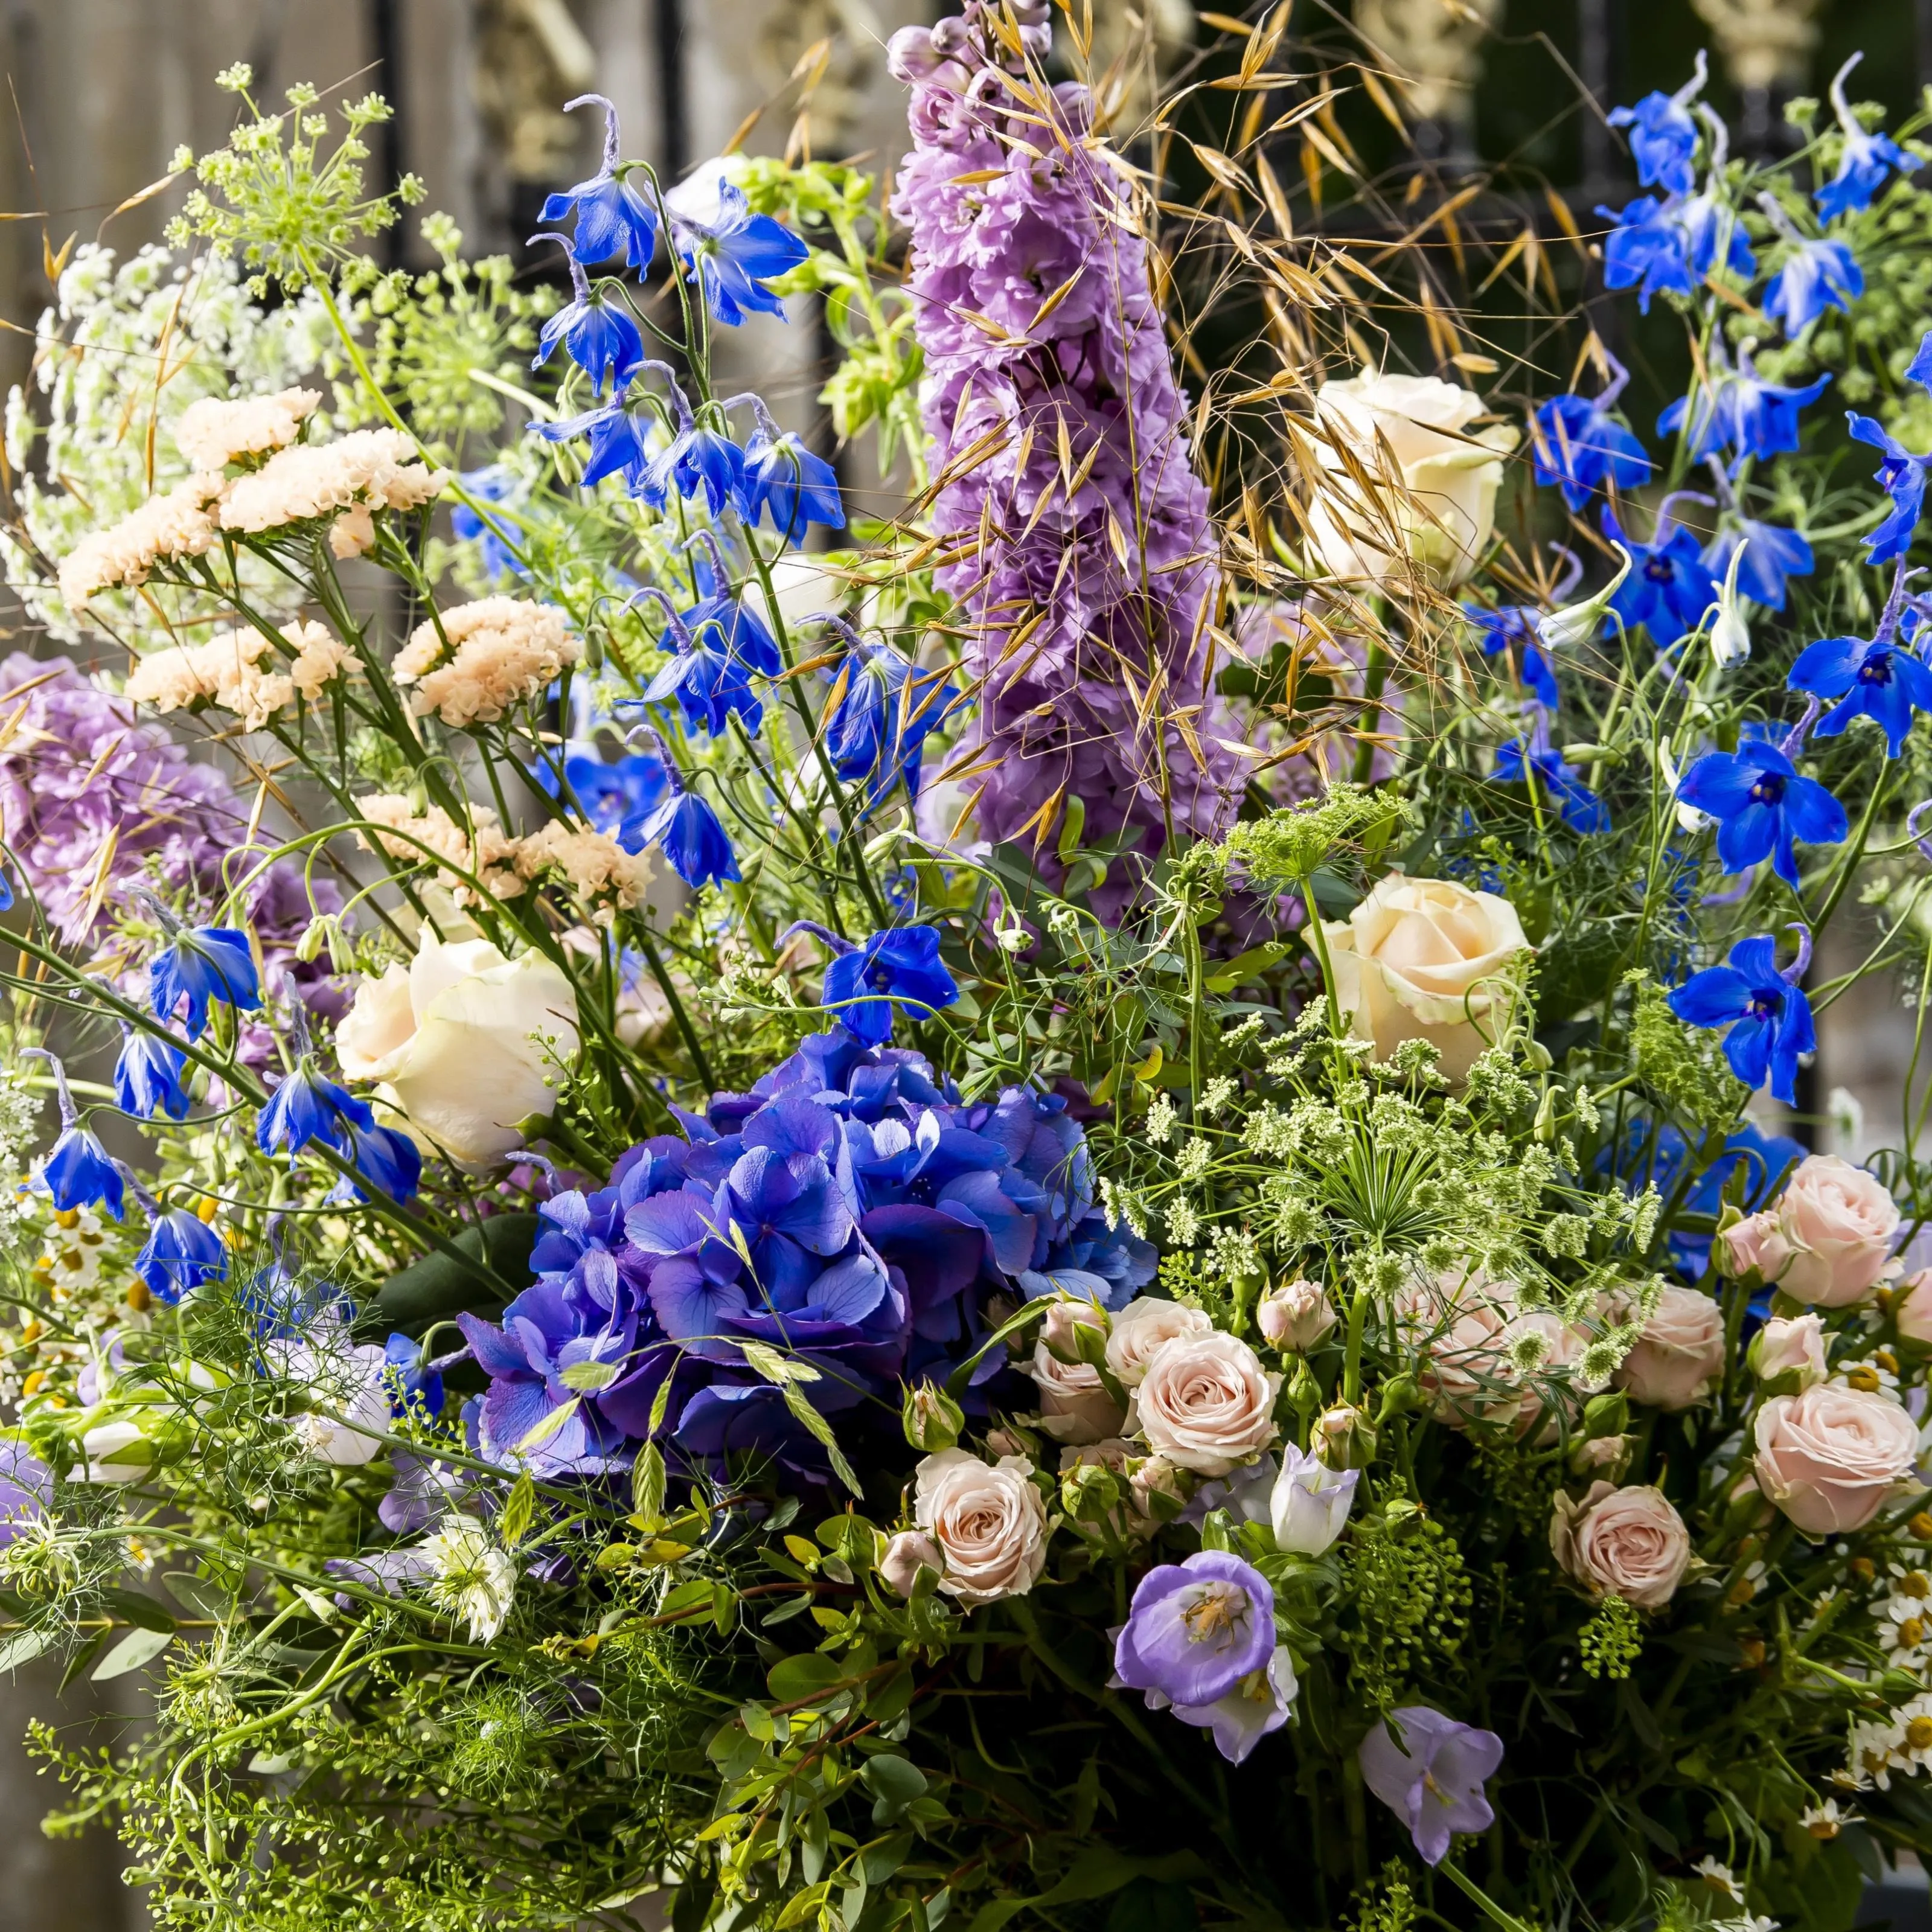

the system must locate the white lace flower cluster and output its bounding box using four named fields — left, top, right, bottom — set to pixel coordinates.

left=391, top=597, right=580, bottom=728
left=4, top=245, right=333, bottom=641
left=354, top=790, right=651, bottom=914
left=124, top=619, right=357, bottom=731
